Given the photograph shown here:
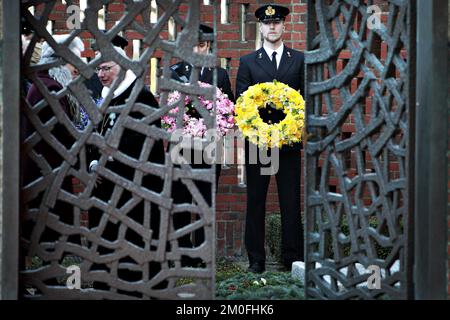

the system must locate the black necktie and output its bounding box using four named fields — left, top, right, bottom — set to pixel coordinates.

left=271, top=51, right=277, bottom=71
